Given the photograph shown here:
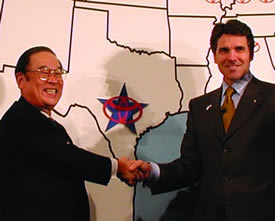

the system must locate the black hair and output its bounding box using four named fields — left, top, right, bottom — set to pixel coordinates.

left=210, top=19, right=255, bottom=60
left=15, top=46, right=56, bottom=75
